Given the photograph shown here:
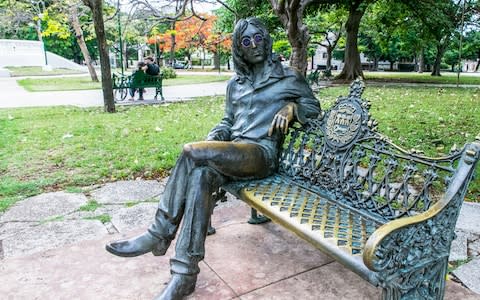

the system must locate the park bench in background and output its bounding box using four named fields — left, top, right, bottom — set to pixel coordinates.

left=112, top=72, right=164, bottom=102
left=215, top=80, right=480, bottom=299
left=307, top=65, right=332, bottom=86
